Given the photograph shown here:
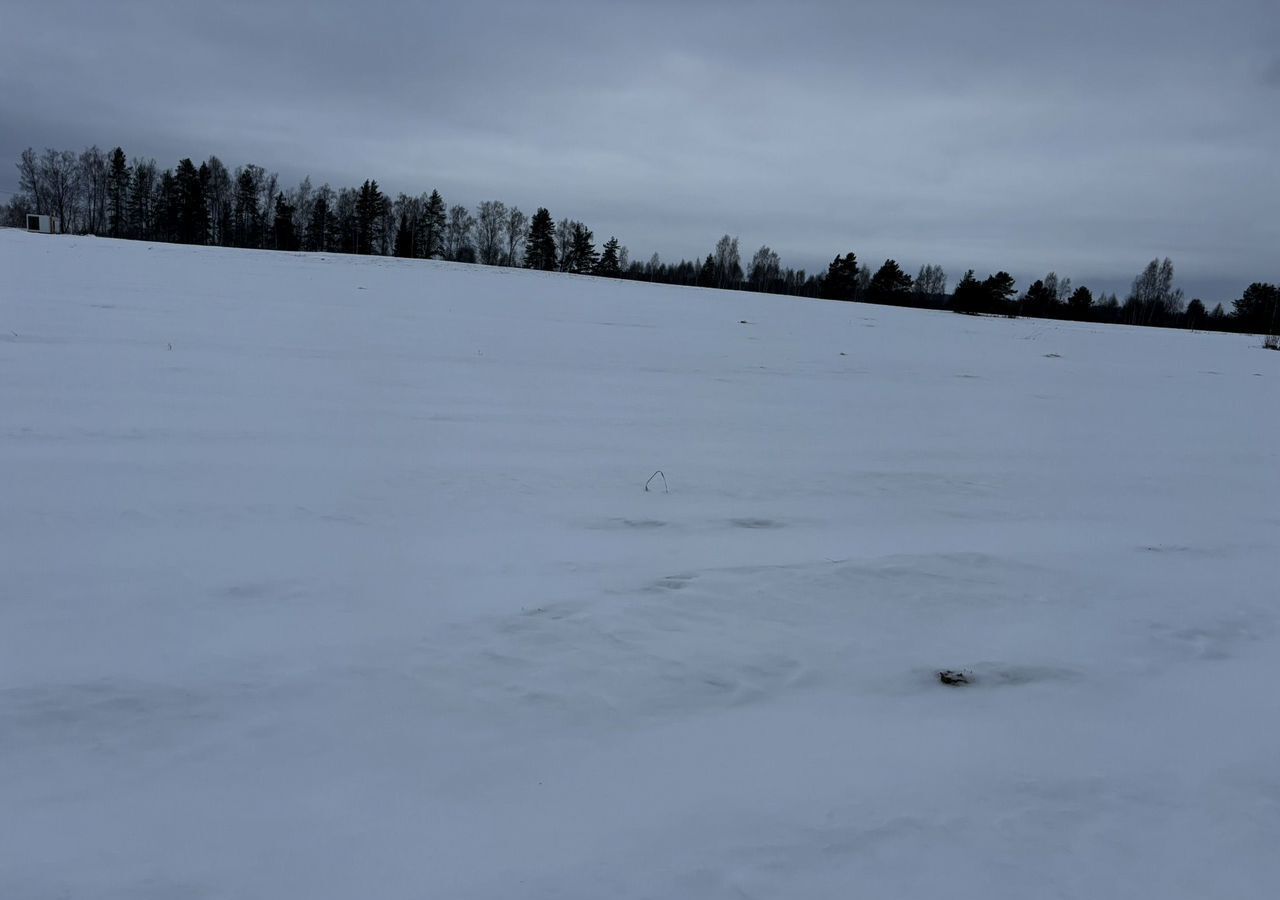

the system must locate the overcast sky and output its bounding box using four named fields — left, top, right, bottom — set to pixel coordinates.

left=2, top=0, right=1277, bottom=299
